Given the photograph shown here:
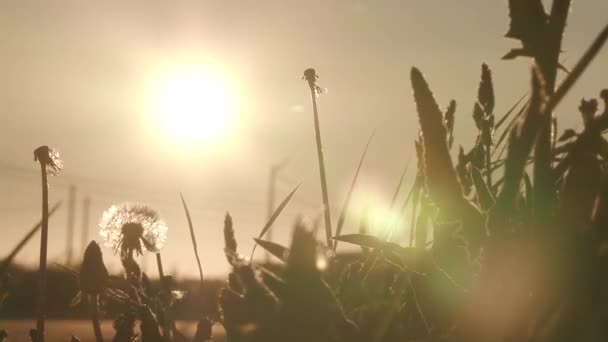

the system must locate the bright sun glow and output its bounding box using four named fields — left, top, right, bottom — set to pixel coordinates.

left=153, top=65, right=236, bottom=148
